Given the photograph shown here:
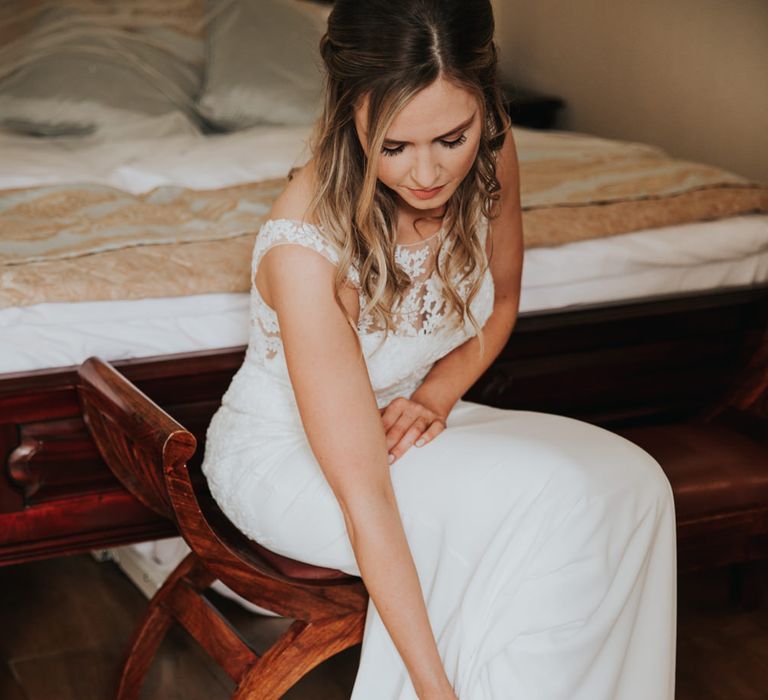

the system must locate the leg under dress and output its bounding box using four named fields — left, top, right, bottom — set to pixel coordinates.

left=203, top=399, right=677, bottom=700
